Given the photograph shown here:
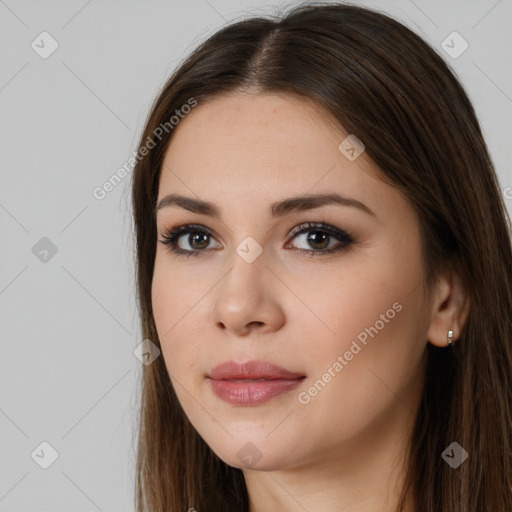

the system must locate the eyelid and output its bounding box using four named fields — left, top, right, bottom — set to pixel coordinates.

left=159, top=223, right=222, bottom=243
left=160, top=223, right=221, bottom=248
left=288, top=221, right=350, bottom=239
left=284, top=221, right=354, bottom=251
